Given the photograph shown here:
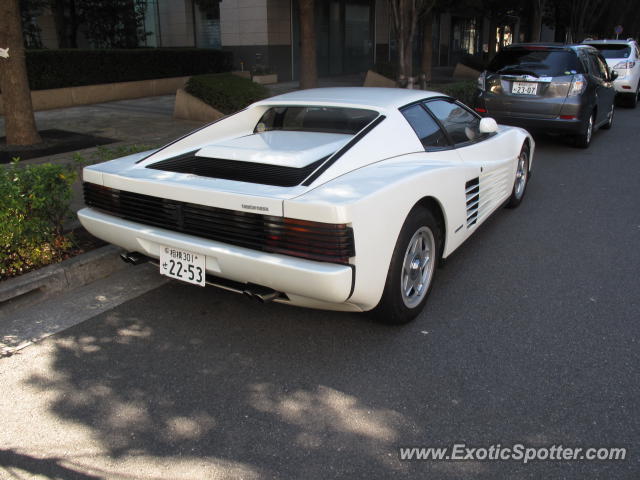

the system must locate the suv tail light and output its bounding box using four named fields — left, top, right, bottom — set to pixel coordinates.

left=568, top=74, right=587, bottom=96
left=613, top=61, right=635, bottom=69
